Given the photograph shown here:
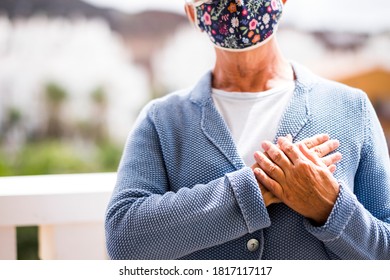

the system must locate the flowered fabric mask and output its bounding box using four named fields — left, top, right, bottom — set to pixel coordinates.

left=194, top=0, right=284, bottom=51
